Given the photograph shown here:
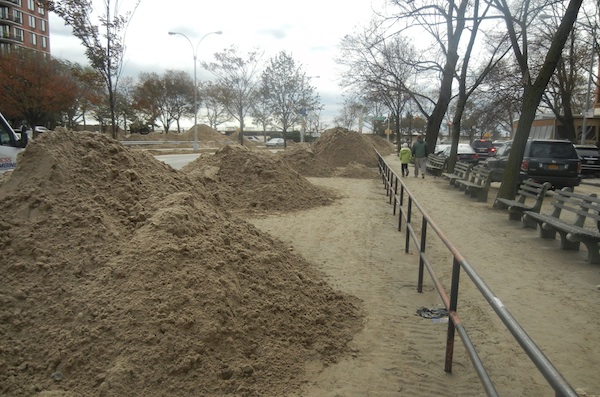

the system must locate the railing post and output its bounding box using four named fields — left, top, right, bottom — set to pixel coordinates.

left=417, top=217, right=427, bottom=293
left=405, top=197, right=412, bottom=254
left=445, top=257, right=461, bottom=373
left=398, top=185, right=405, bottom=230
